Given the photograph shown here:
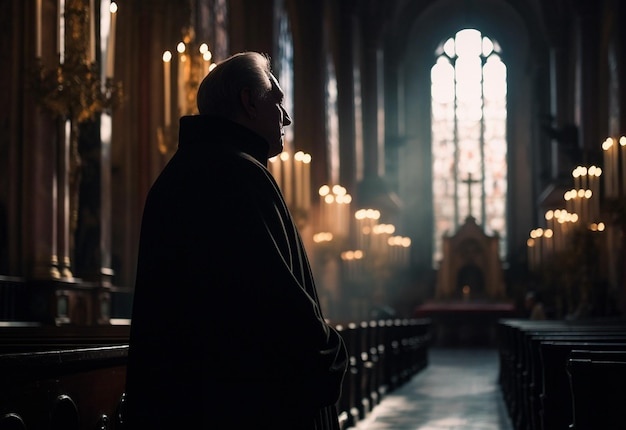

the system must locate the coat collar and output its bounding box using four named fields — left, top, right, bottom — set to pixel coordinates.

left=177, top=115, right=270, bottom=165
